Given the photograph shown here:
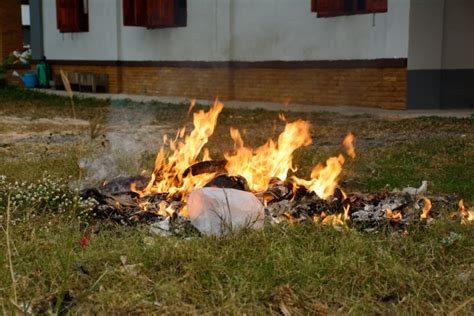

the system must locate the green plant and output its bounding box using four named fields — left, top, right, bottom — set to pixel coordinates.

left=0, top=175, right=97, bottom=218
